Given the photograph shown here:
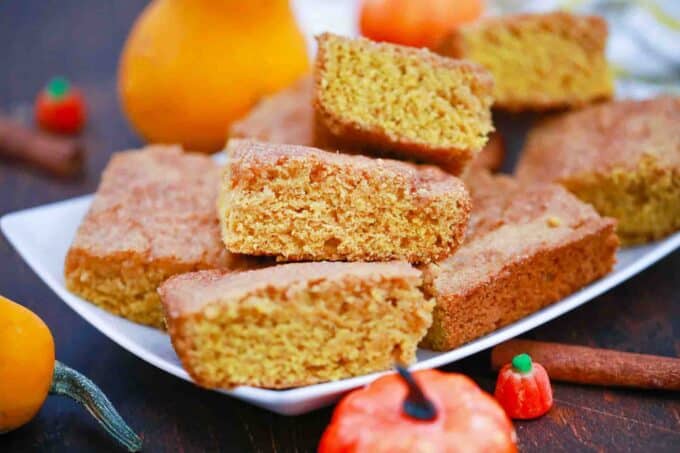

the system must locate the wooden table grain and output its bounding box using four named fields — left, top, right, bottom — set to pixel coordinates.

left=1, top=1, right=678, bottom=452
